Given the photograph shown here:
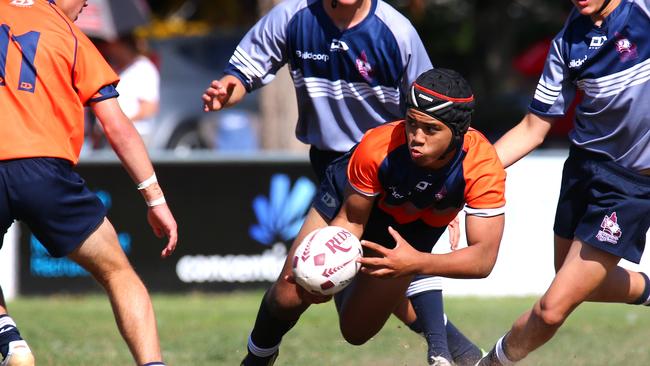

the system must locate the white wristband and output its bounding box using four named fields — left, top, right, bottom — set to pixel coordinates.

left=137, top=173, right=157, bottom=190
left=147, top=196, right=166, bottom=207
